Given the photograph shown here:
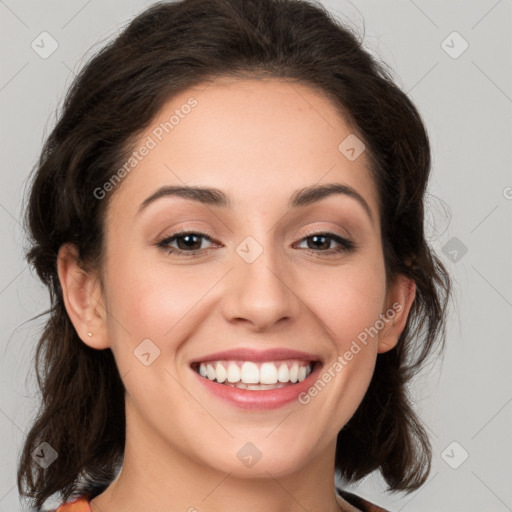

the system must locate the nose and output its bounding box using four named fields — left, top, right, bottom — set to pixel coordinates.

left=221, top=239, right=301, bottom=332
